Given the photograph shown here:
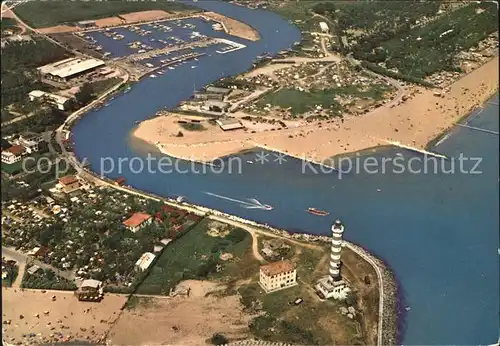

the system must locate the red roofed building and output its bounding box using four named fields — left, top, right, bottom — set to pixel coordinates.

left=259, top=260, right=297, bottom=293
left=123, top=212, right=152, bottom=233
left=1, top=144, right=26, bottom=164
left=58, top=175, right=81, bottom=193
